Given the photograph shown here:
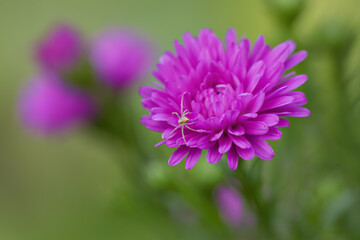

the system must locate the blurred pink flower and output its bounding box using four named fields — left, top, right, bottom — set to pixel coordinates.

left=216, top=185, right=244, bottom=227
left=91, top=28, right=153, bottom=89
left=19, top=74, right=95, bottom=134
left=35, top=24, right=82, bottom=72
